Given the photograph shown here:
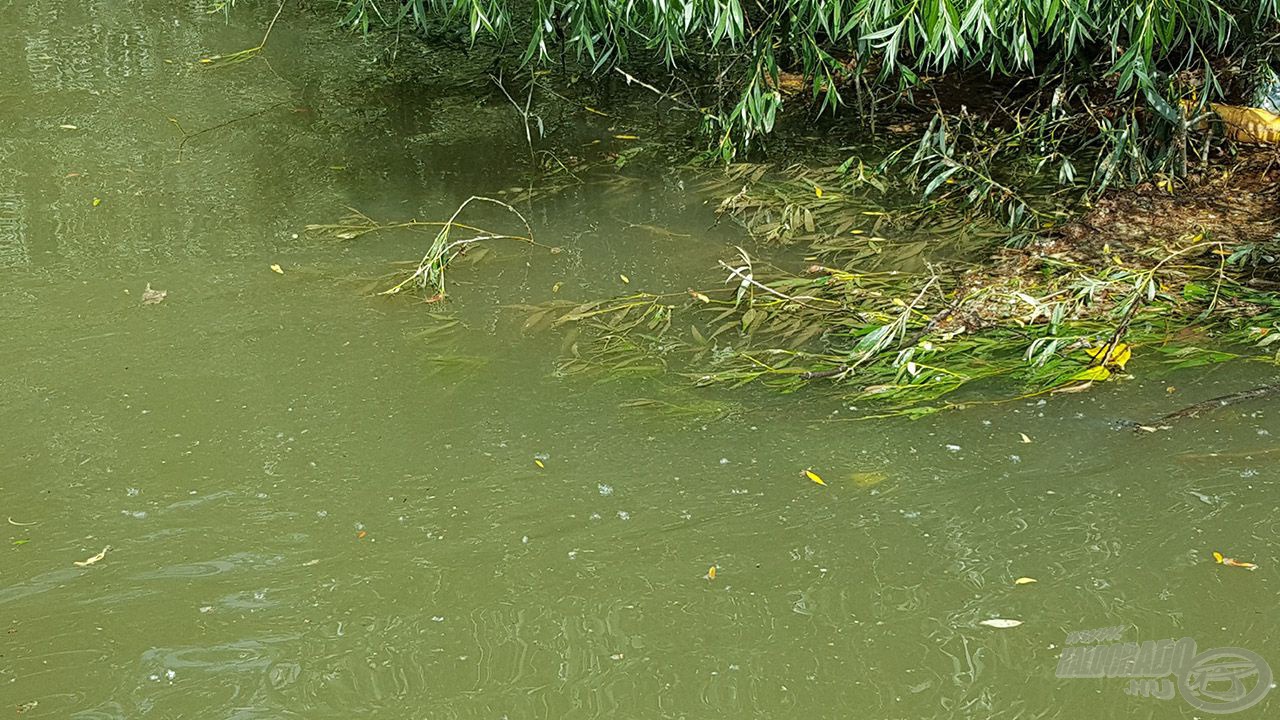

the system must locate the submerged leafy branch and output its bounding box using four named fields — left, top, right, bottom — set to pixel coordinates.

left=307, top=196, right=544, bottom=298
